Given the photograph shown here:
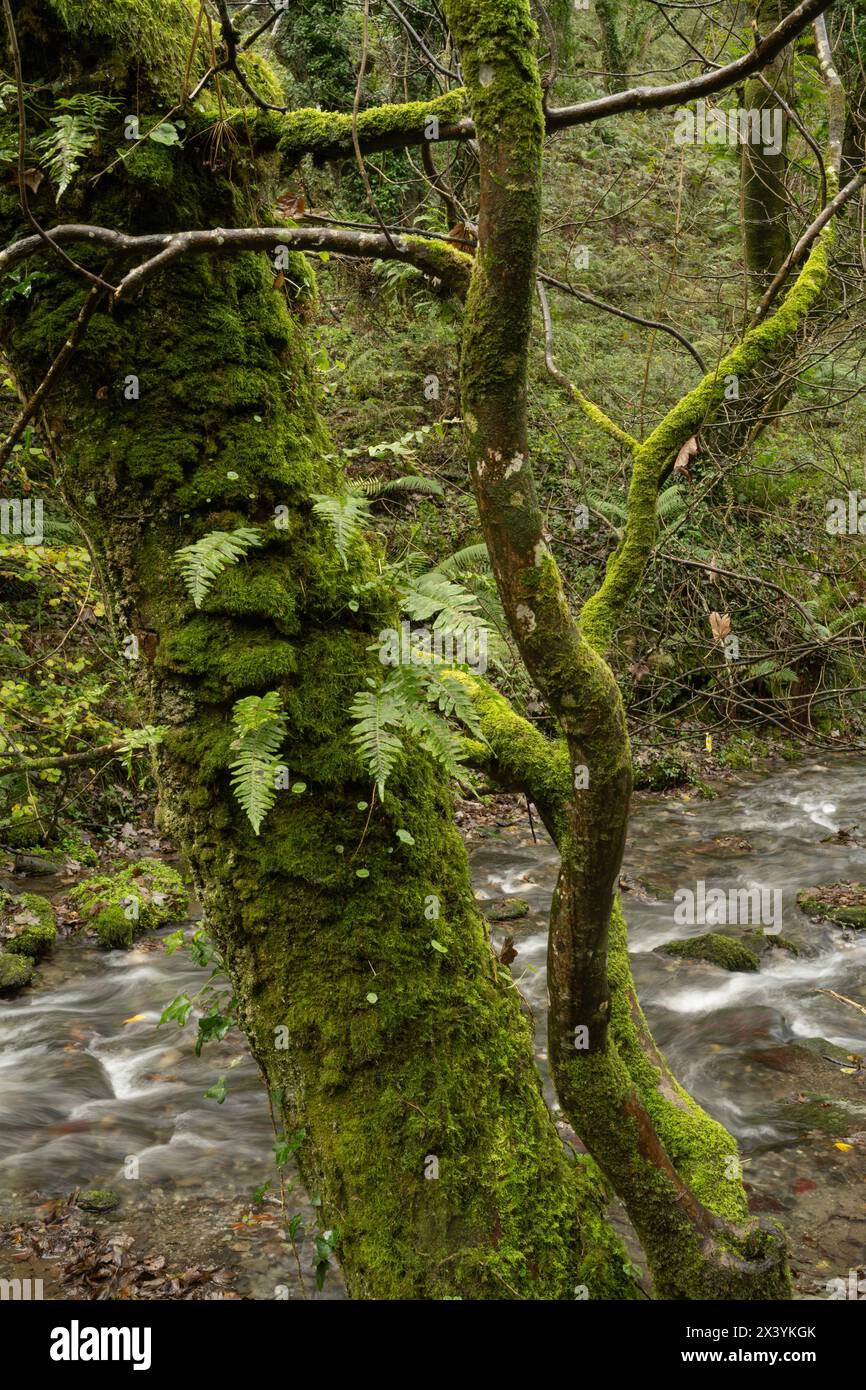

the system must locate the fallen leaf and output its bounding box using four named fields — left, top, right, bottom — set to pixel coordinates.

left=672, top=435, right=698, bottom=477
left=709, top=611, right=732, bottom=644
